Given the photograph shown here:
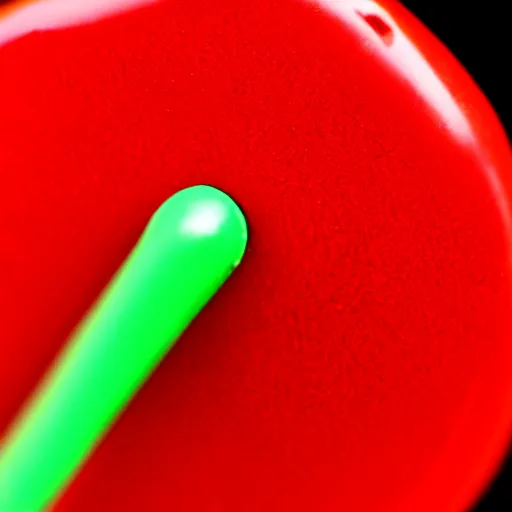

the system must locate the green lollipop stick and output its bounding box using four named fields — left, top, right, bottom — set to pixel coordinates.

left=0, top=185, right=248, bottom=512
